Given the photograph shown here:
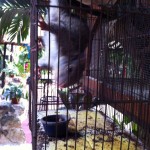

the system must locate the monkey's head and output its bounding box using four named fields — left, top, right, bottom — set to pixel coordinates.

left=54, top=55, right=85, bottom=88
